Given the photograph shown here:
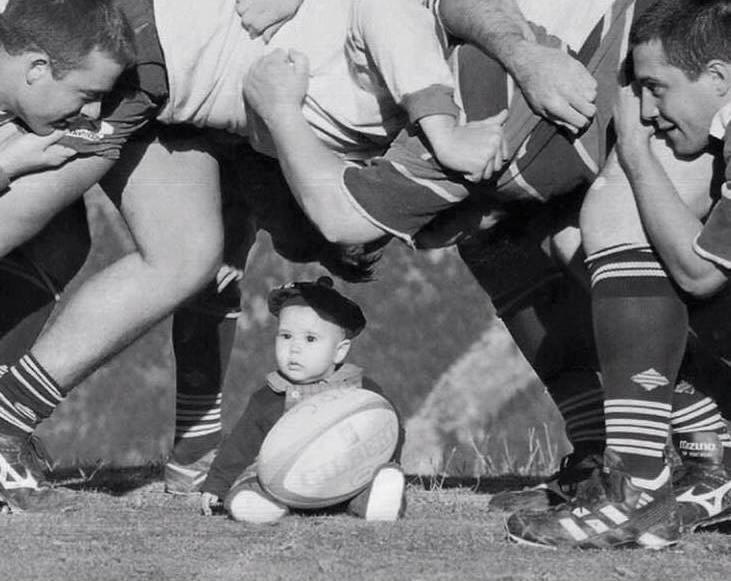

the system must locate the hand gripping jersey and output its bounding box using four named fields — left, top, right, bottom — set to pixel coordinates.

left=67, top=0, right=457, bottom=162
left=342, top=0, right=644, bottom=245
left=155, top=0, right=456, bottom=160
